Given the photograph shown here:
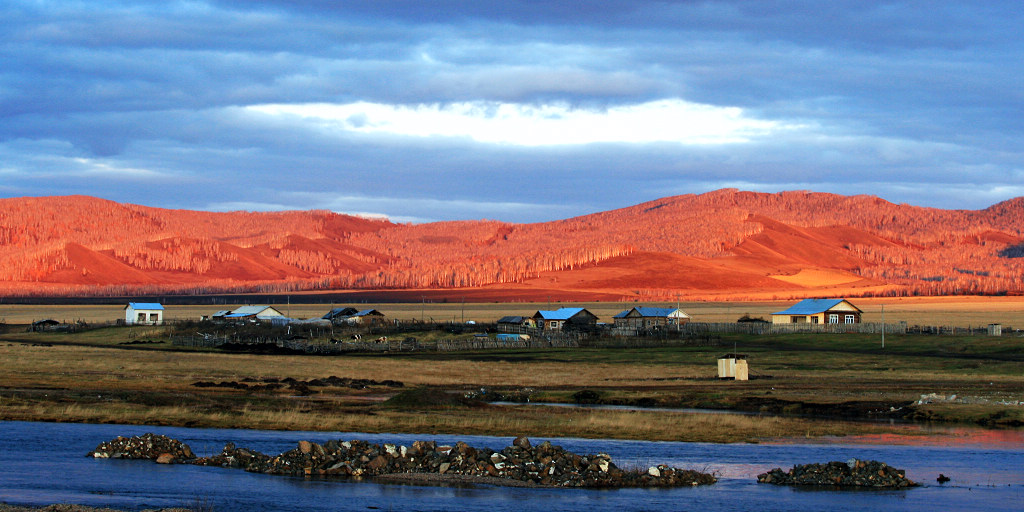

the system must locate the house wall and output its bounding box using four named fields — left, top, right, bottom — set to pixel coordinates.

left=824, top=310, right=860, bottom=324
left=126, top=308, right=163, bottom=325
left=773, top=312, right=860, bottom=324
